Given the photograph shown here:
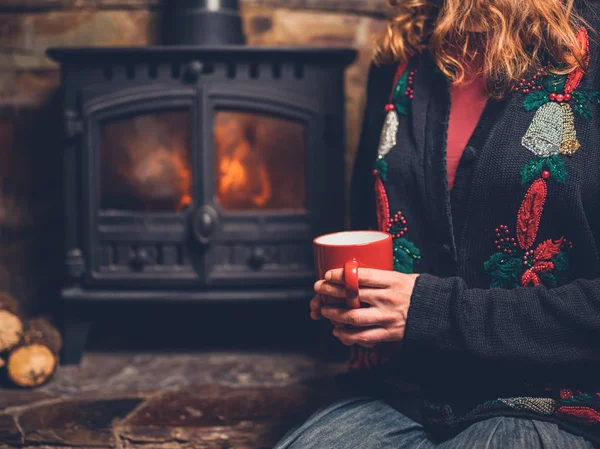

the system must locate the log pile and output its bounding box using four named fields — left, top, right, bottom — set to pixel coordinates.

left=0, top=293, right=23, bottom=353
left=0, top=293, right=62, bottom=388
